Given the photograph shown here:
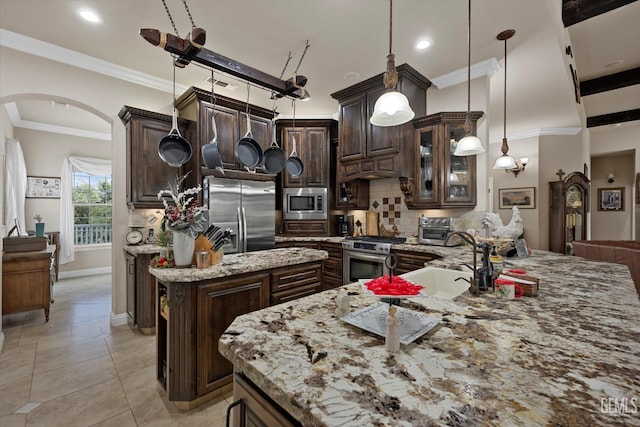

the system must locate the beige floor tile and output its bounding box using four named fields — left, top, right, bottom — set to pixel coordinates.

left=130, top=393, right=180, bottom=427
left=173, top=394, right=230, bottom=427
left=26, top=378, right=129, bottom=427
left=0, top=345, right=36, bottom=387
left=110, top=338, right=156, bottom=377
left=34, top=336, right=109, bottom=374
left=119, top=364, right=160, bottom=409
left=0, top=326, right=23, bottom=351
left=2, top=313, right=27, bottom=328
left=90, top=409, right=137, bottom=427
left=17, top=323, right=72, bottom=348
left=0, top=374, right=32, bottom=417
left=0, top=413, right=27, bottom=427
left=29, top=354, right=117, bottom=402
